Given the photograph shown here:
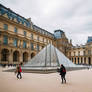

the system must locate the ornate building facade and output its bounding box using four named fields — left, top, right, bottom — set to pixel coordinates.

left=0, top=4, right=72, bottom=65
left=67, top=37, right=92, bottom=65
